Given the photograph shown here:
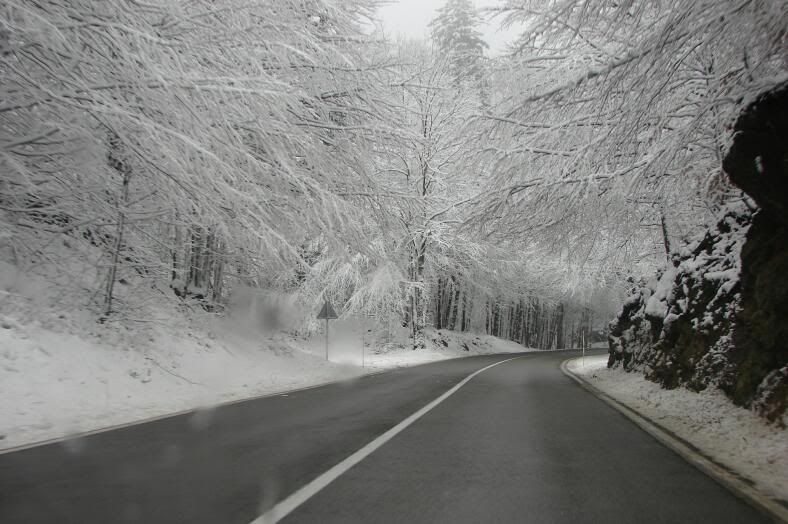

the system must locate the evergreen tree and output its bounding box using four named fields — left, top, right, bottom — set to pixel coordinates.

left=429, top=0, right=488, bottom=79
